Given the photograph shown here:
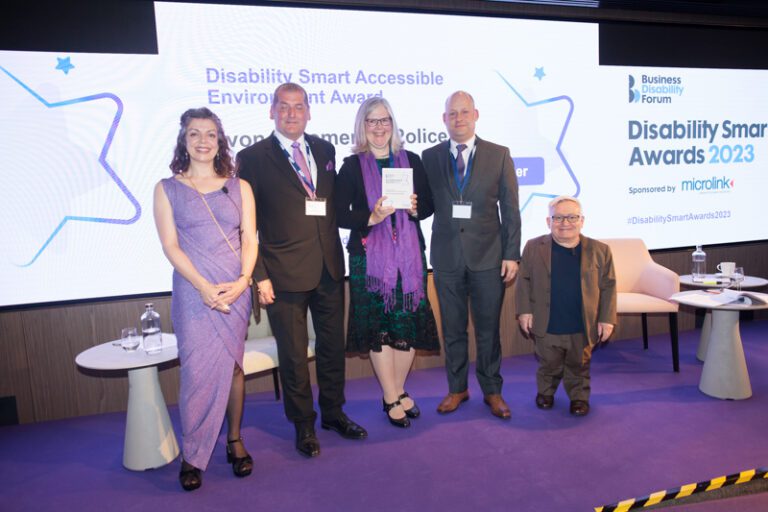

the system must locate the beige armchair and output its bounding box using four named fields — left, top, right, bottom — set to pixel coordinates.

left=600, top=238, right=680, bottom=372
left=244, top=309, right=316, bottom=400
